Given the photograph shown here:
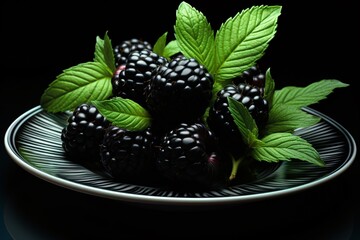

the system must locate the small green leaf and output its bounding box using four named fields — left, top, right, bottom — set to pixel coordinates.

left=94, top=36, right=104, bottom=63
left=103, top=32, right=116, bottom=72
left=175, top=1, right=216, bottom=72
left=251, top=132, right=324, bottom=166
left=273, top=79, right=349, bottom=109
left=40, top=62, right=113, bottom=112
left=163, top=40, right=182, bottom=59
left=92, top=97, right=151, bottom=131
left=214, top=5, right=281, bottom=82
left=228, top=97, right=259, bottom=146
left=94, top=31, right=115, bottom=73
left=265, top=105, right=321, bottom=134
left=264, top=68, right=275, bottom=109
left=153, top=32, right=168, bottom=57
